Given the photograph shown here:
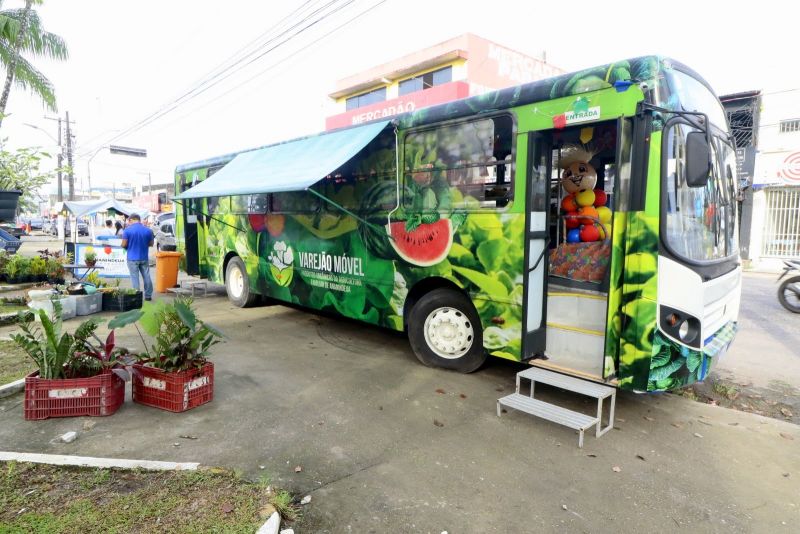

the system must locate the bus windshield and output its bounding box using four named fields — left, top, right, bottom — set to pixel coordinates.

left=662, top=69, right=738, bottom=263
